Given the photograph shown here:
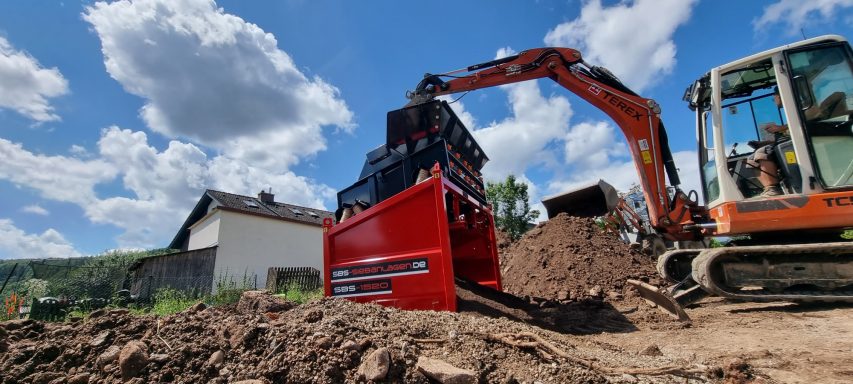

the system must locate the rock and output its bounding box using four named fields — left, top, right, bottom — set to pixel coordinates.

left=607, top=291, right=623, bottom=300
left=208, top=350, right=225, bottom=366
left=150, top=353, right=170, bottom=363
left=340, top=340, right=357, bottom=351
left=109, top=308, right=130, bottom=316
left=90, top=330, right=112, bottom=347
left=3, top=319, right=33, bottom=331
left=356, top=338, right=372, bottom=351
left=27, top=372, right=64, bottom=384
left=416, top=356, right=476, bottom=384
left=97, top=345, right=122, bottom=367
left=67, top=373, right=90, bottom=384
left=303, top=309, right=323, bottom=323
left=188, top=302, right=207, bottom=313
left=556, top=290, right=570, bottom=301
left=119, top=341, right=149, bottom=380
left=639, top=344, right=663, bottom=357
left=232, top=380, right=265, bottom=384
left=357, top=347, right=390, bottom=381
left=314, top=336, right=333, bottom=349
left=88, top=308, right=108, bottom=319
left=620, top=373, right=638, bottom=383
left=589, top=285, right=603, bottom=297
left=236, top=291, right=292, bottom=314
